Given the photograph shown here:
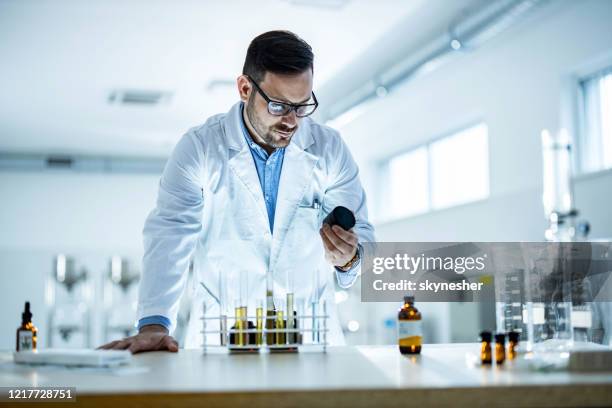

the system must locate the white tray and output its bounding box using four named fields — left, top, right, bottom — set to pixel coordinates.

left=14, top=349, right=131, bottom=367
